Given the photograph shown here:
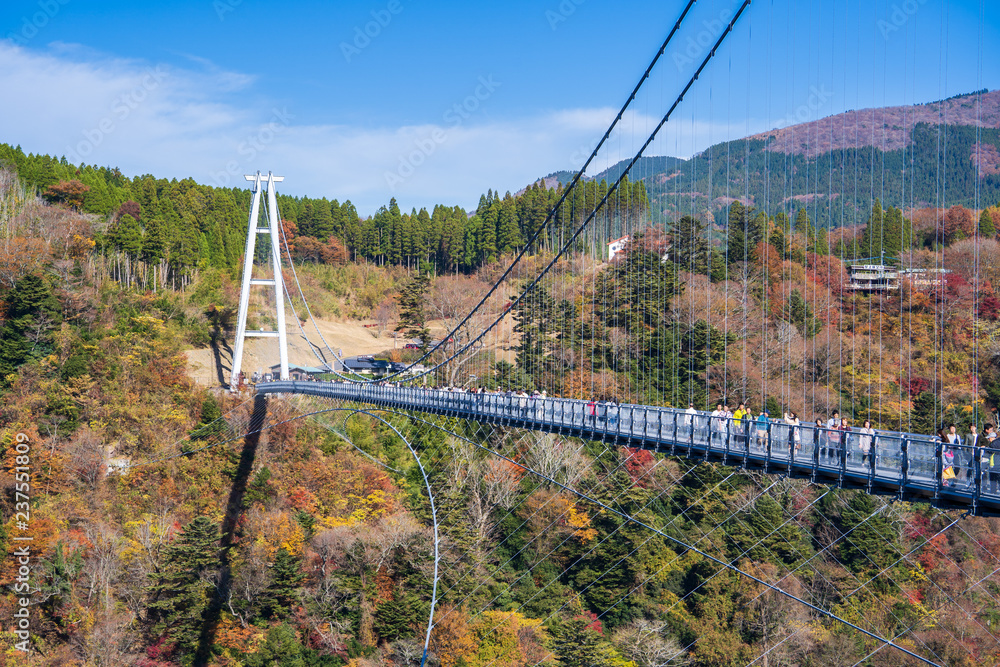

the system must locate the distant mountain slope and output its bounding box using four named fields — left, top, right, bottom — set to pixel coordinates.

left=532, top=91, right=1000, bottom=226
left=751, top=89, right=1000, bottom=157
left=592, top=156, right=686, bottom=184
